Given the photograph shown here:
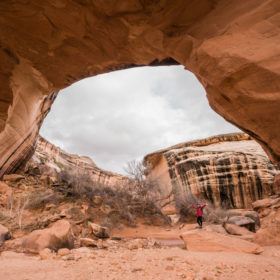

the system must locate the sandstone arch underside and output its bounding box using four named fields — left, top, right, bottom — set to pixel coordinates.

left=0, top=0, right=279, bottom=176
